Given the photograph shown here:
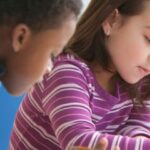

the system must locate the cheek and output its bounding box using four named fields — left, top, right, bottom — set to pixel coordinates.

left=26, top=50, right=49, bottom=81
left=110, top=34, right=145, bottom=64
left=125, top=41, right=147, bottom=64
left=38, top=54, right=50, bottom=72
